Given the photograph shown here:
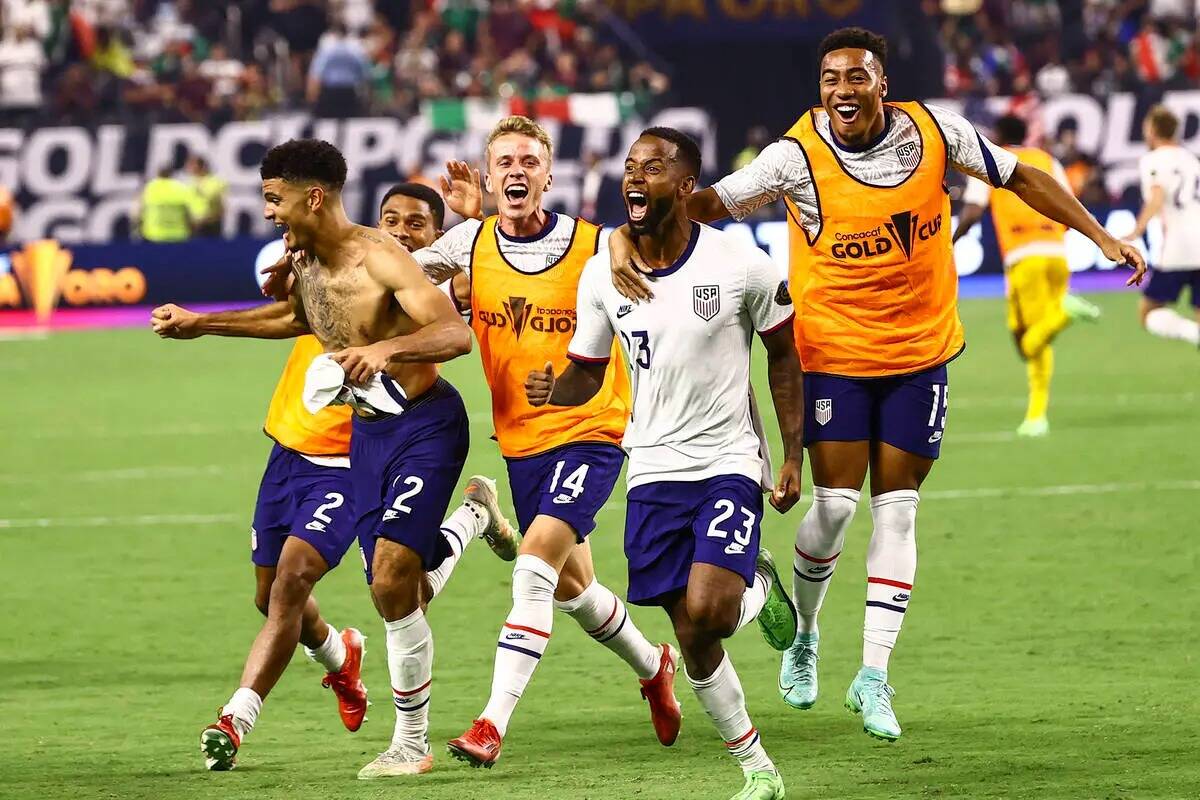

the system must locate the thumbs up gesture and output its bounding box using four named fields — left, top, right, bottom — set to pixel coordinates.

left=525, top=361, right=556, bottom=407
